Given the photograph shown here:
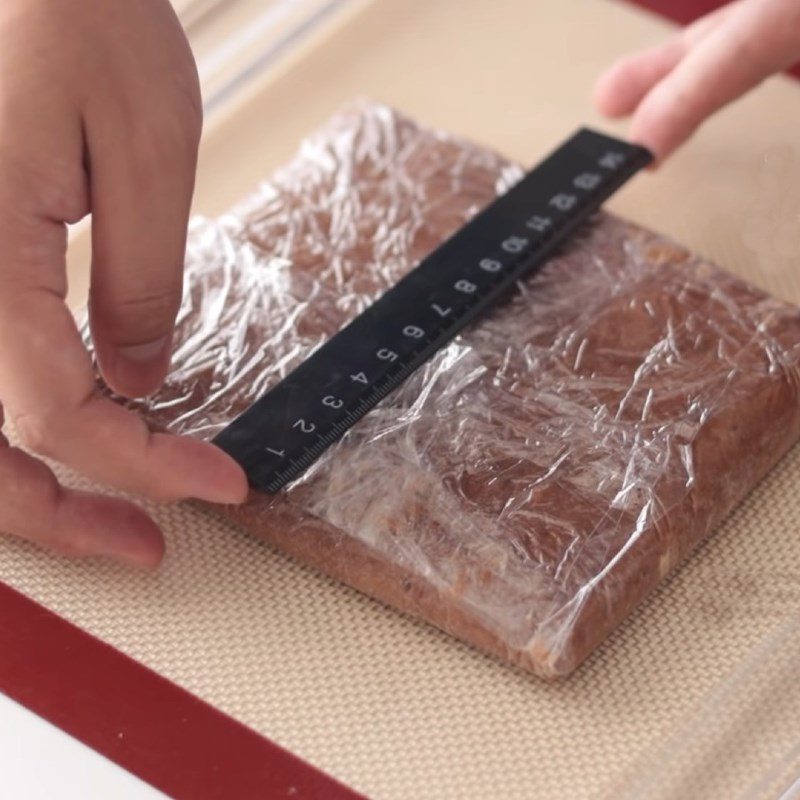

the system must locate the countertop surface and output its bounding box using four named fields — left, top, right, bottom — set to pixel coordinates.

left=9, top=1, right=800, bottom=798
